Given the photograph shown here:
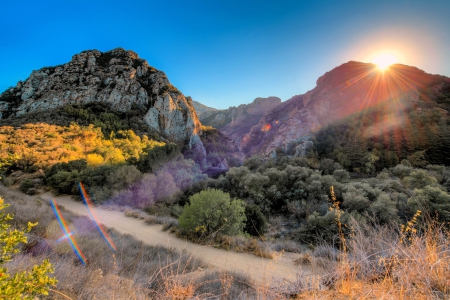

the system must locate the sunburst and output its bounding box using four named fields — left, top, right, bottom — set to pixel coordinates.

left=372, top=53, right=398, bottom=70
